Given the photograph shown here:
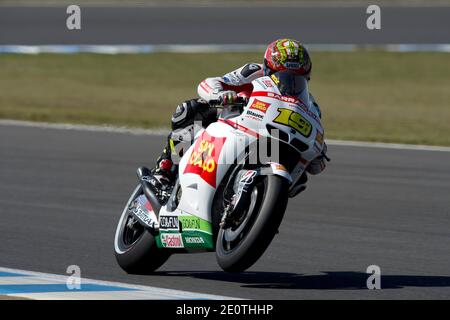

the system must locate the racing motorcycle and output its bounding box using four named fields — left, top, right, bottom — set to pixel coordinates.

left=114, top=70, right=327, bottom=273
